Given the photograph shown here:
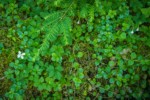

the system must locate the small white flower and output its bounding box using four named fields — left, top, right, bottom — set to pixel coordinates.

left=131, top=30, right=134, bottom=34
left=136, top=28, right=139, bottom=31
left=77, top=20, right=80, bottom=24
left=17, top=51, right=25, bottom=59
